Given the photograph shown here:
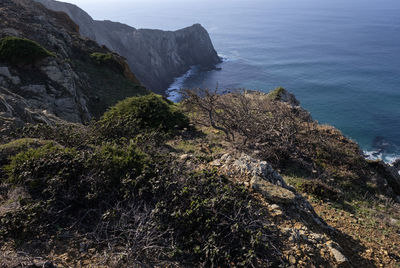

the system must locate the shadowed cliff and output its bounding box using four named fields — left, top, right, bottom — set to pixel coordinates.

left=0, top=0, right=147, bottom=132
